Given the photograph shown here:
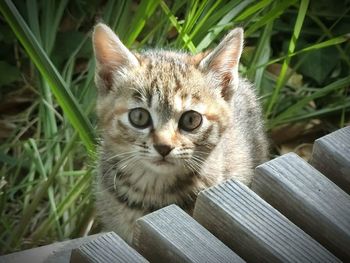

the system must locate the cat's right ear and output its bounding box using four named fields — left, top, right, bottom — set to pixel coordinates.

left=196, top=28, right=243, bottom=101
left=92, top=23, right=139, bottom=94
